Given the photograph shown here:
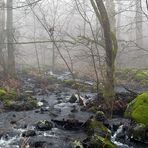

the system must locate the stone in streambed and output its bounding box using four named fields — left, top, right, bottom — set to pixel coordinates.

left=22, top=130, right=36, bottom=137
left=36, top=120, right=53, bottom=131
